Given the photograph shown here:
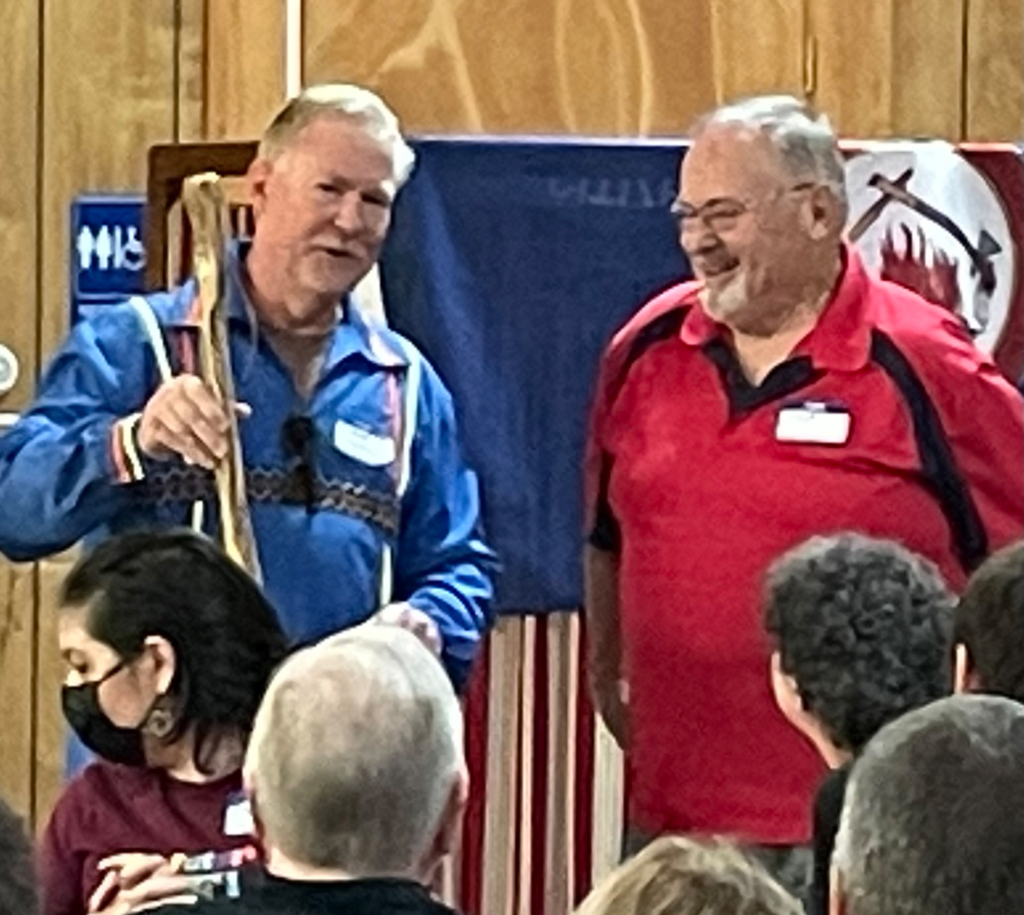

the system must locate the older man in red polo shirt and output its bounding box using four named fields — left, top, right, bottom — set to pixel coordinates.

left=583, top=95, right=1024, bottom=897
